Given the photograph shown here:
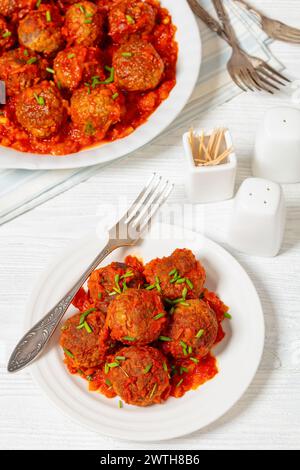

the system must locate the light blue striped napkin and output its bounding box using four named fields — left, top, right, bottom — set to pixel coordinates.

left=0, top=0, right=283, bottom=225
